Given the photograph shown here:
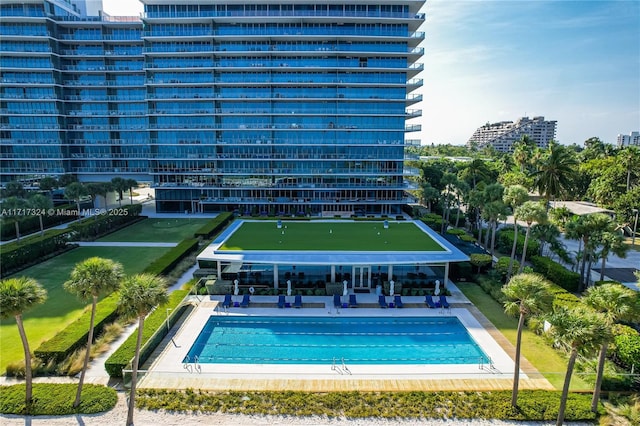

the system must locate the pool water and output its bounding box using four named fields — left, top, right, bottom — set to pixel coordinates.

left=184, top=316, right=490, bottom=365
